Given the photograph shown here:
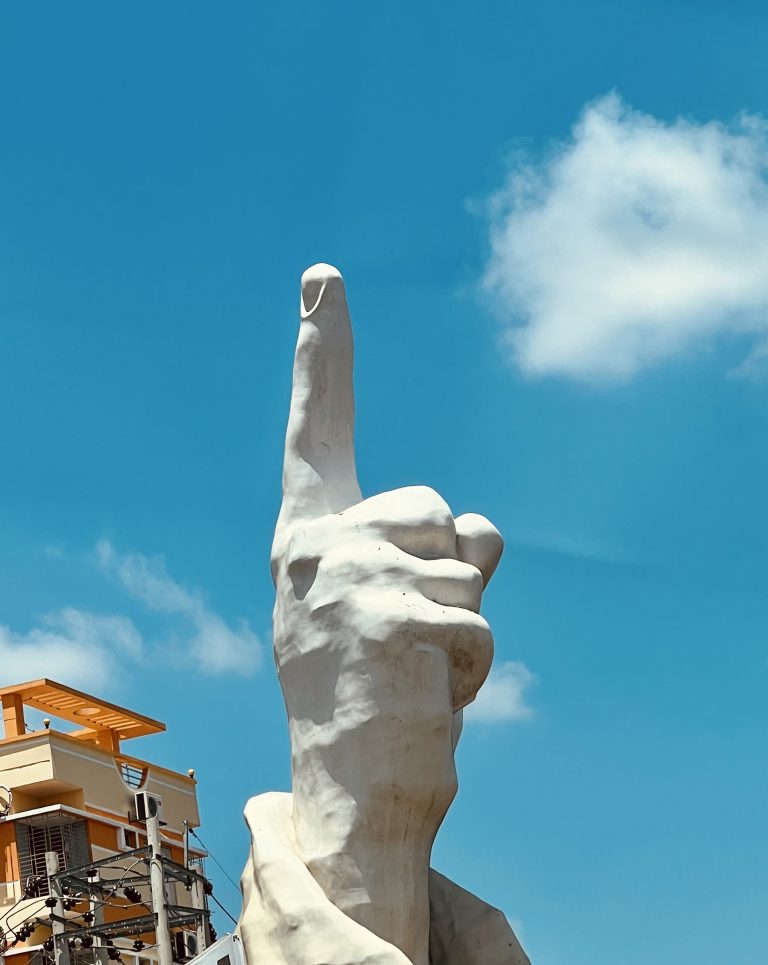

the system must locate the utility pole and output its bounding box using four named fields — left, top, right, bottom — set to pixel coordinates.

left=146, top=812, right=173, bottom=965
left=190, top=878, right=208, bottom=952
left=89, top=869, right=107, bottom=965
left=184, top=819, right=208, bottom=954
left=46, top=852, right=71, bottom=965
